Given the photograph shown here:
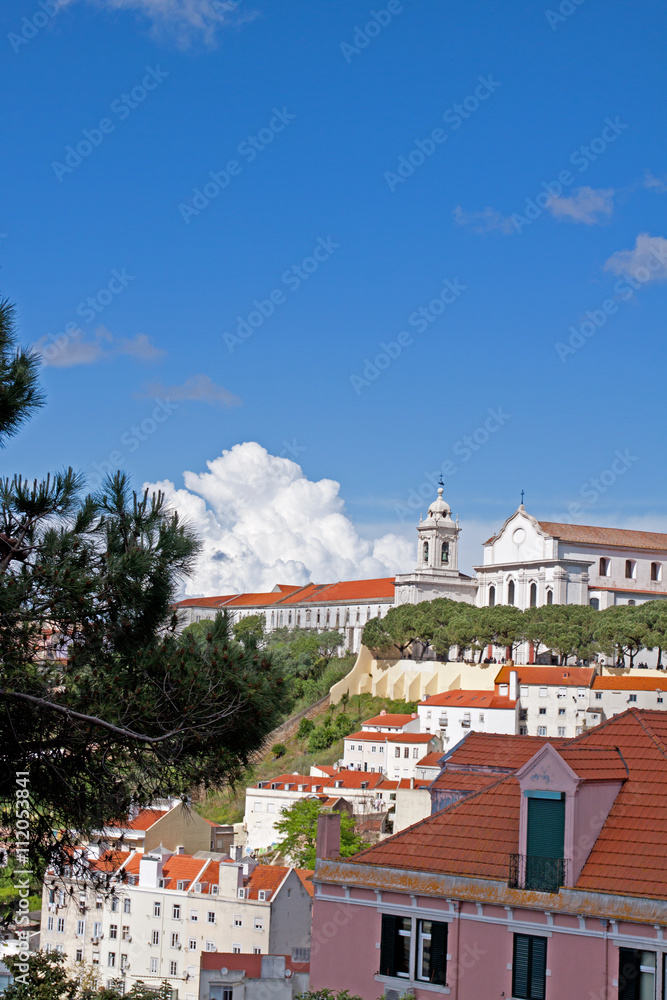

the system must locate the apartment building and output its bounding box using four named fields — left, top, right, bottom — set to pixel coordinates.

left=199, top=952, right=310, bottom=1000
left=359, top=712, right=420, bottom=734
left=40, top=851, right=312, bottom=1000
left=92, top=801, right=231, bottom=856
left=591, top=674, right=667, bottom=720
left=417, top=688, right=518, bottom=748
left=311, top=709, right=667, bottom=1000
left=341, top=731, right=438, bottom=779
